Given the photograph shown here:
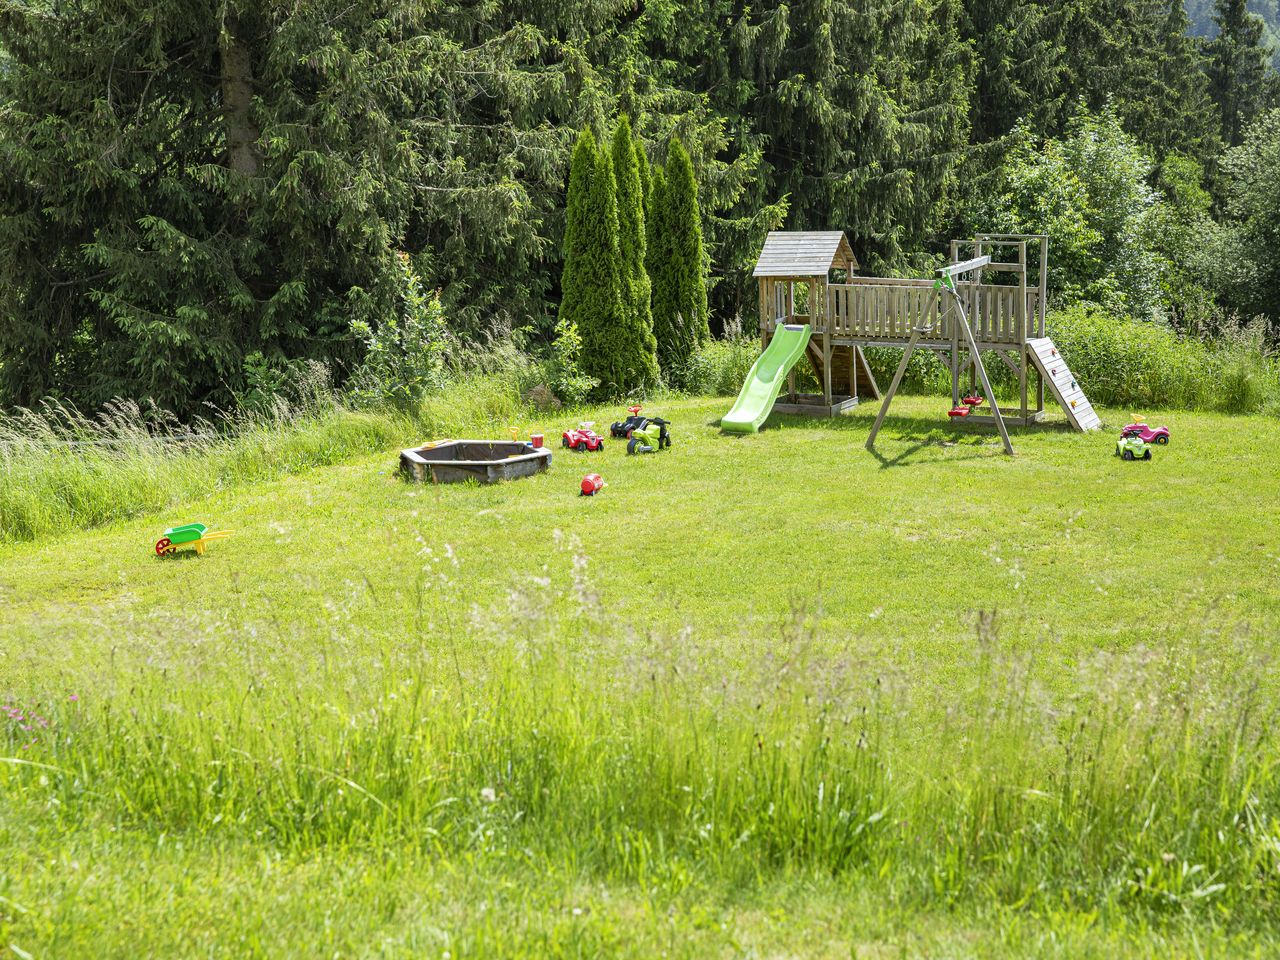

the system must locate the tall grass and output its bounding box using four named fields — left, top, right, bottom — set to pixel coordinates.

left=1047, top=306, right=1280, bottom=414
left=4, top=544, right=1278, bottom=927
left=0, top=363, right=549, bottom=546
